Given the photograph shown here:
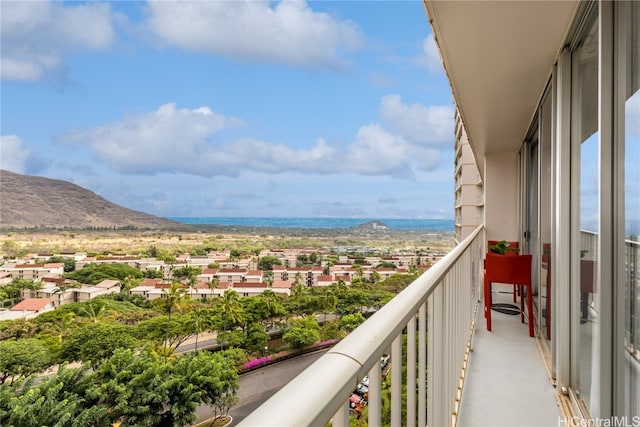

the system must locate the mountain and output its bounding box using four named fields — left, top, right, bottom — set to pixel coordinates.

left=0, top=170, right=188, bottom=231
